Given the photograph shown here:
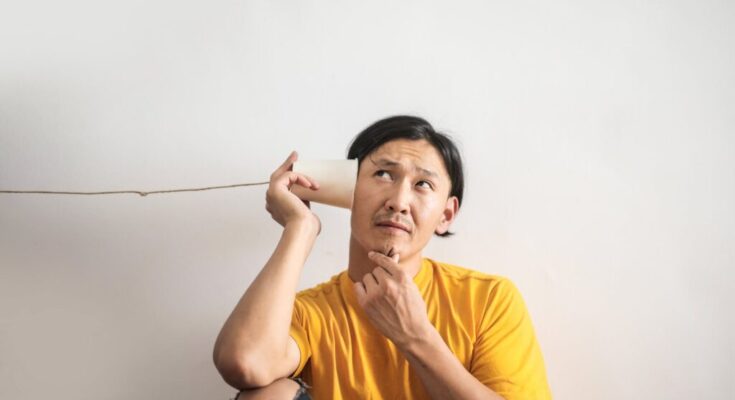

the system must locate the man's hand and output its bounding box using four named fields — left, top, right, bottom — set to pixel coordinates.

left=354, top=251, right=505, bottom=399
left=354, top=251, right=434, bottom=350
left=265, top=151, right=322, bottom=234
